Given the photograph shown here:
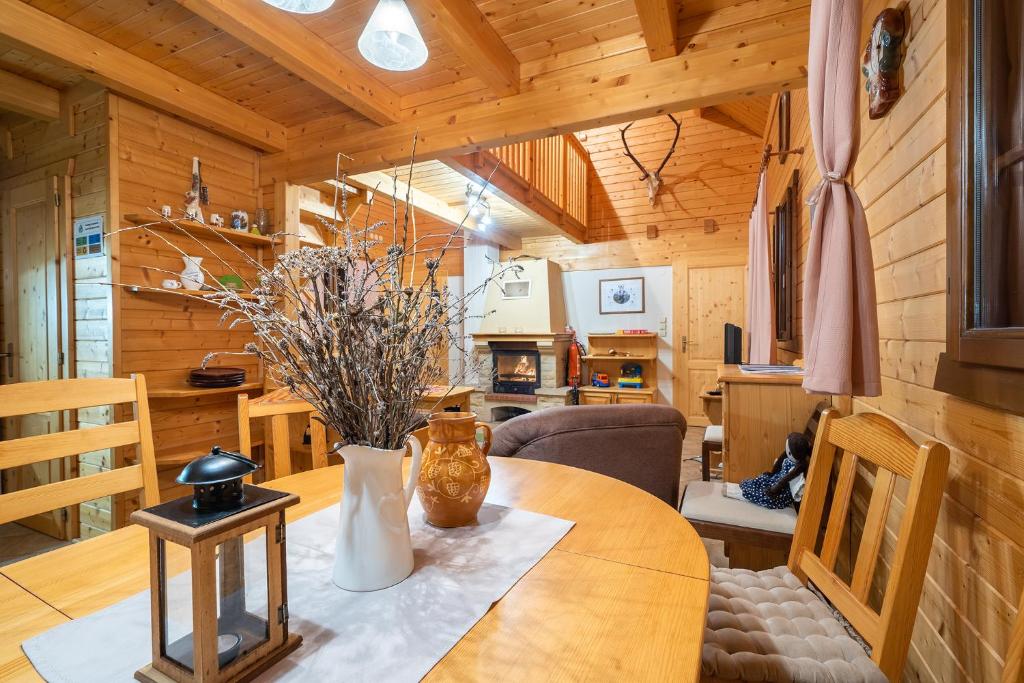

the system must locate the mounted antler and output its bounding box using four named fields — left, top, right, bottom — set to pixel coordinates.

left=620, top=114, right=682, bottom=206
